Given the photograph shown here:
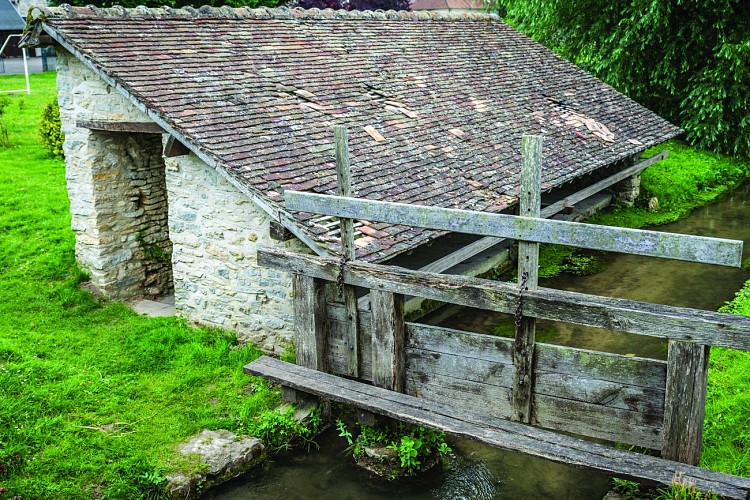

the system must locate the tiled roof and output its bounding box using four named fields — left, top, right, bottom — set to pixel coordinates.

left=28, top=6, right=681, bottom=262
